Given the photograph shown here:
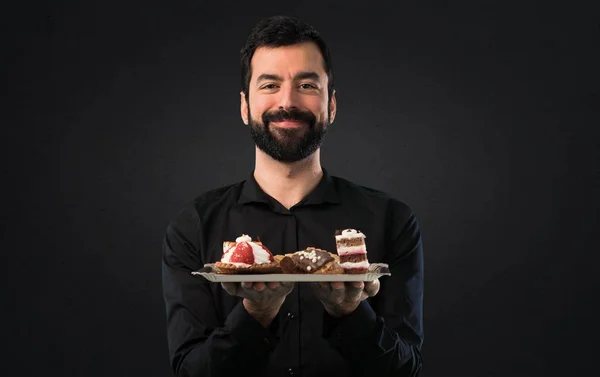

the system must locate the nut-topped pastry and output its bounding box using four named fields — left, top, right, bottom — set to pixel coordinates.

left=278, top=247, right=344, bottom=274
